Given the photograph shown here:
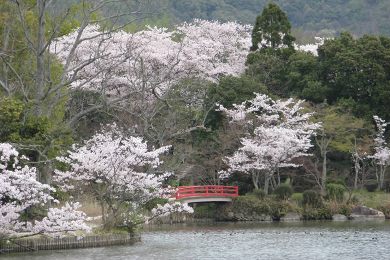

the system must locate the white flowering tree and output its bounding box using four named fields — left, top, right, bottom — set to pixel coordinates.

left=218, top=94, right=320, bottom=194
left=370, top=116, right=390, bottom=190
left=54, top=125, right=192, bottom=231
left=0, top=143, right=90, bottom=240
left=50, top=20, right=252, bottom=127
